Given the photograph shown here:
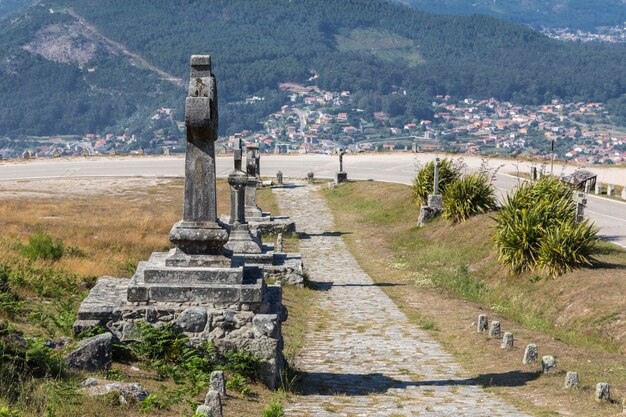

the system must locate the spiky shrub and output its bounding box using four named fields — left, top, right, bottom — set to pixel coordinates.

left=412, top=158, right=461, bottom=206
left=537, top=220, right=598, bottom=276
left=21, top=229, right=64, bottom=261
left=494, top=177, right=598, bottom=276
left=443, top=173, right=497, bottom=223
